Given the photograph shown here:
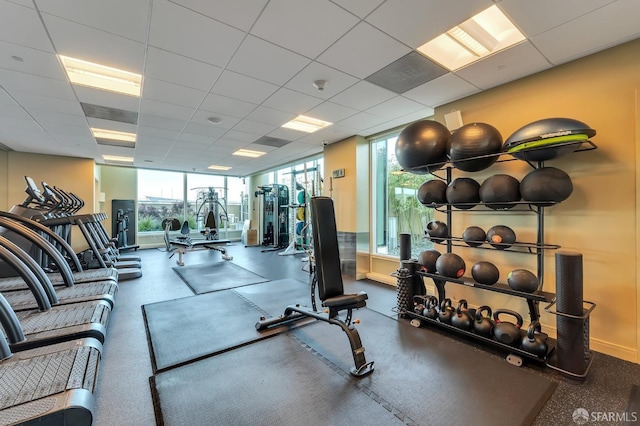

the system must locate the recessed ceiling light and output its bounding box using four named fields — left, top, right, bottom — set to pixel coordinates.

left=58, top=55, right=142, bottom=97
left=208, top=165, right=232, bottom=171
left=102, top=155, right=134, bottom=164
left=232, top=149, right=266, bottom=158
left=207, top=116, right=223, bottom=124
left=282, top=115, right=332, bottom=133
left=91, top=128, right=136, bottom=142
left=417, top=5, right=525, bottom=71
